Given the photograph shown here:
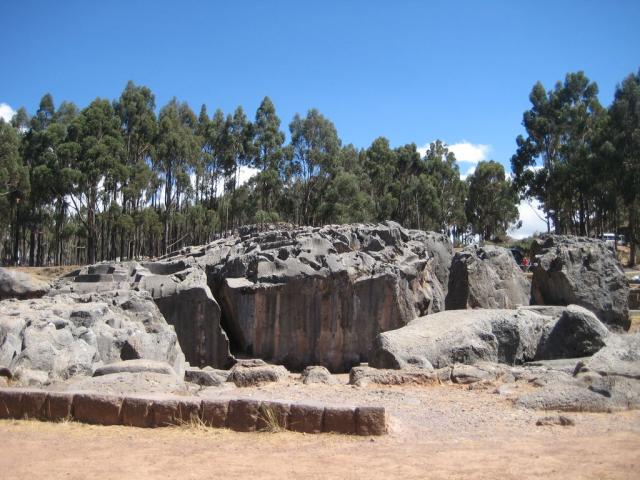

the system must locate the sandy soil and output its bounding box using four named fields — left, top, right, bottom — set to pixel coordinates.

left=1, top=382, right=639, bottom=480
